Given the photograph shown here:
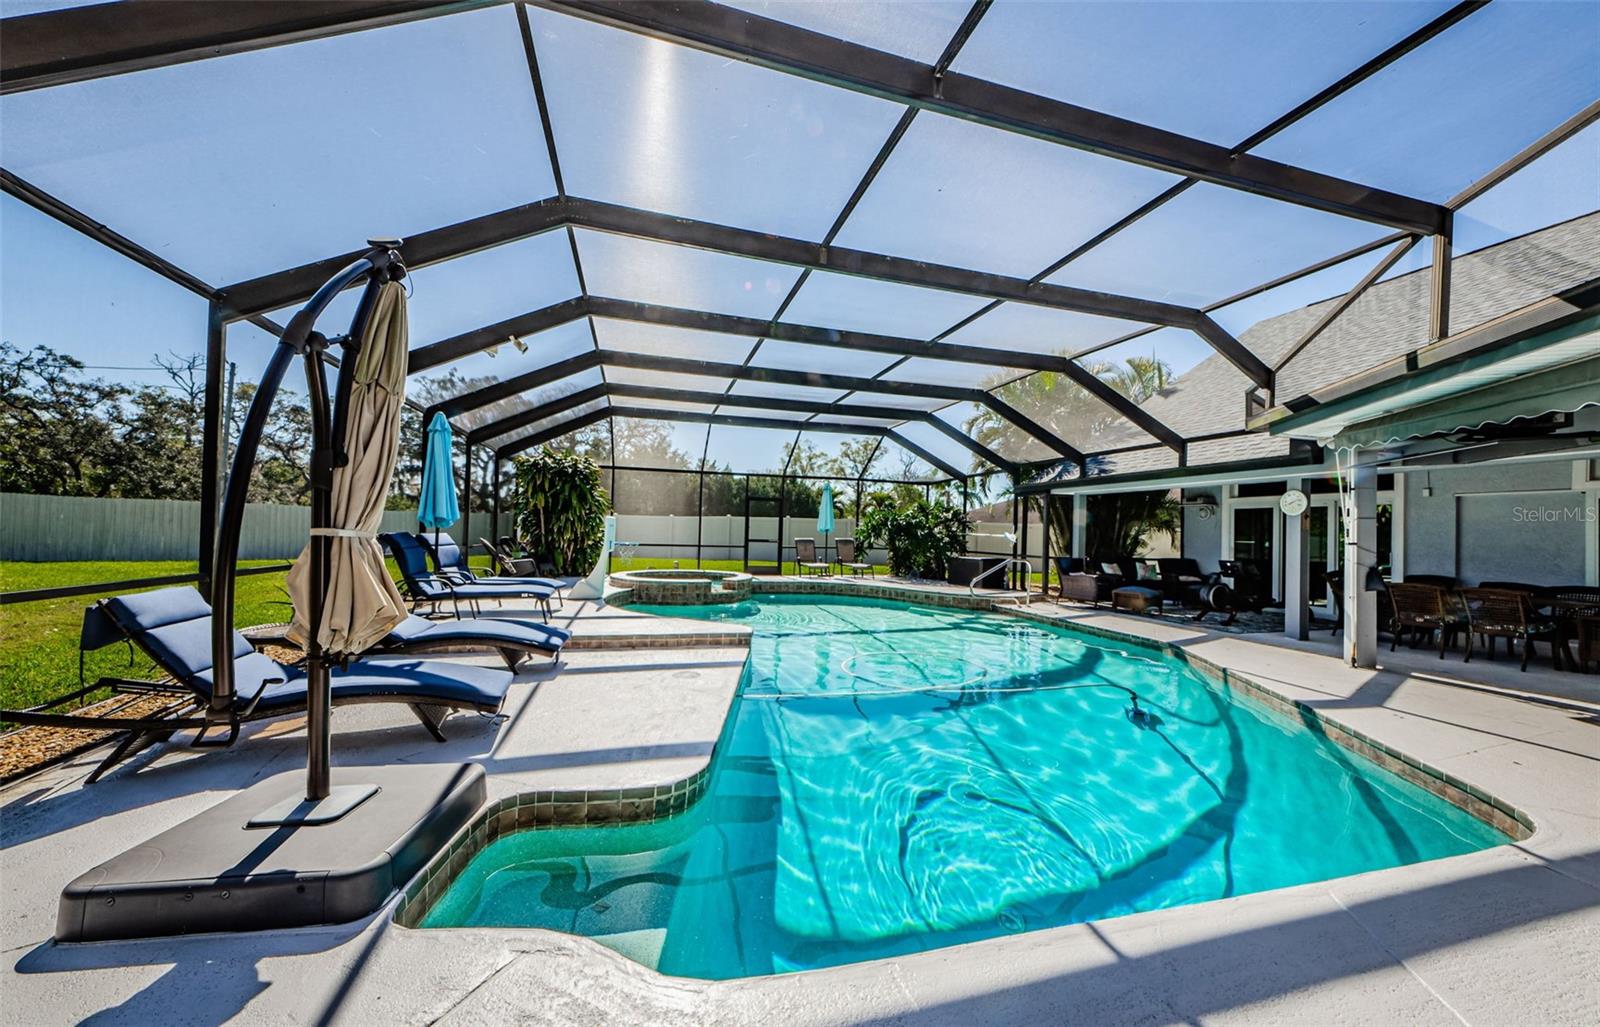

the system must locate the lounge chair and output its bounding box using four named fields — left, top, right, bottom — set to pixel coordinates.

left=480, top=536, right=539, bottom=578
left=382, top=532, right=556, bottom=621
left=793, top=538, right=831, bottom=577
left=500, top=535, right=561, bottom=578
left=835, top=537, right=874, bottom=577
left=0, top=587, right=513, bottom=783
left=418, top=532, right=565, bottom=598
